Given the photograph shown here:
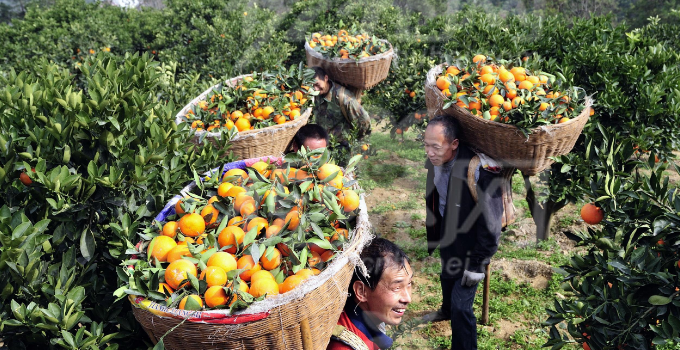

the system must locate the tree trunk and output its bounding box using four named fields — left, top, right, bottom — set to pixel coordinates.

left=523, top=174, right=567, bottom=242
